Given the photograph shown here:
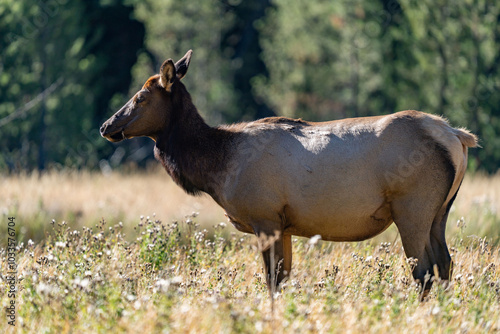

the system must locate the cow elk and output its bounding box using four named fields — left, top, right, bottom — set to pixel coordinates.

left=100, top=50, right=478, bottom=297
